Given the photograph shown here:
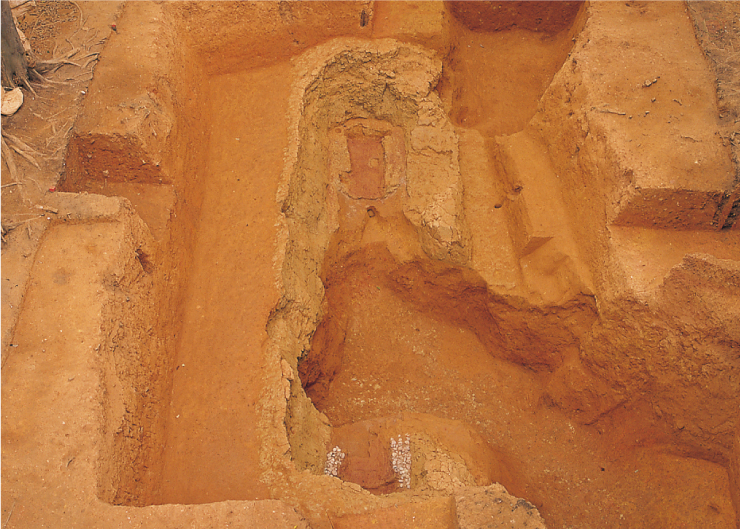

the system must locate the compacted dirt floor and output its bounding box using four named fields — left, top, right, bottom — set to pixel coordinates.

left=2, top=2, right=740, bottom=529
left=159, top=60, right=293, bottom=505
